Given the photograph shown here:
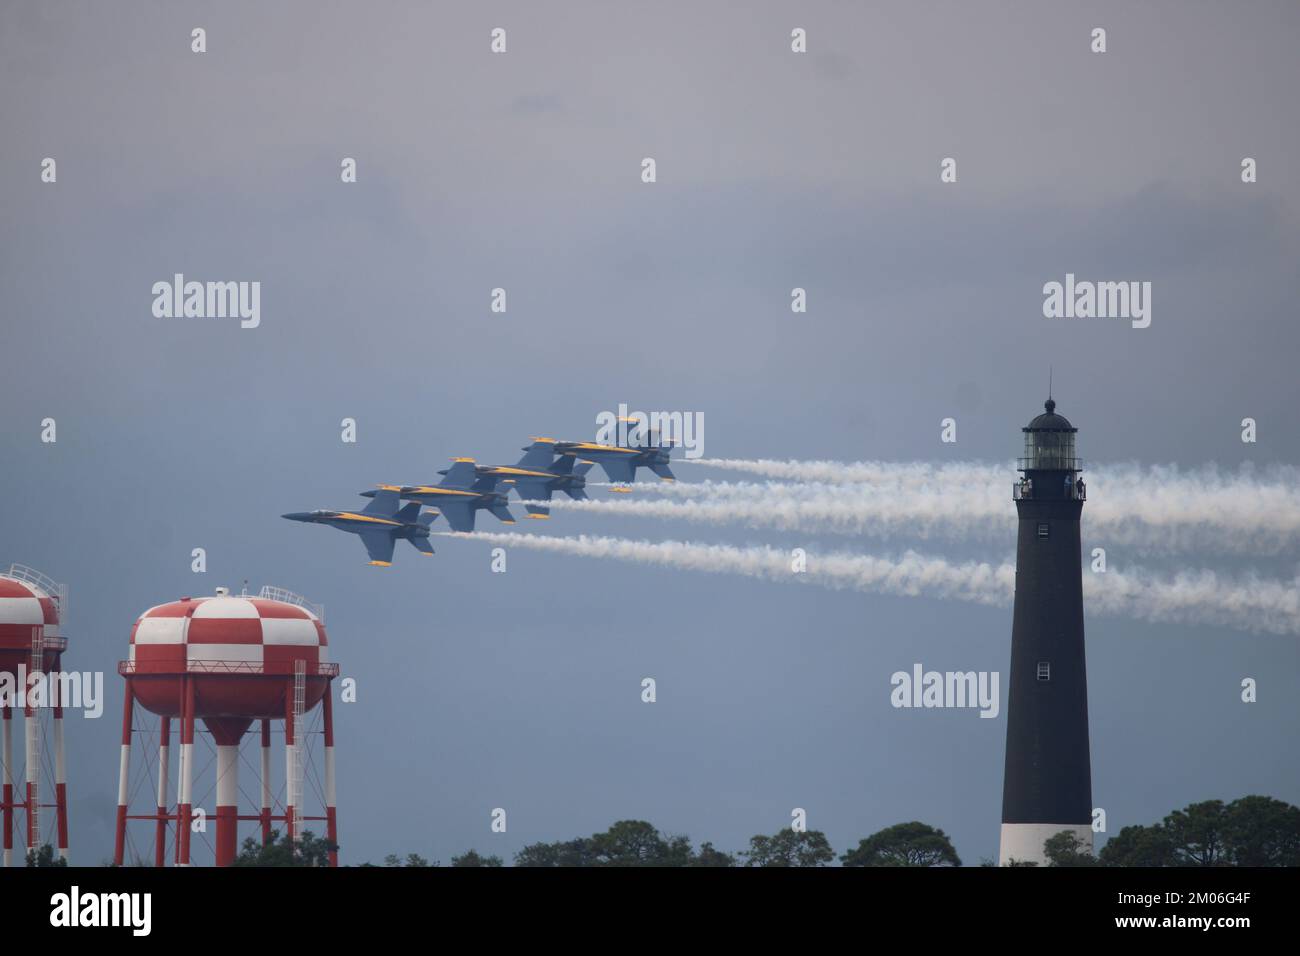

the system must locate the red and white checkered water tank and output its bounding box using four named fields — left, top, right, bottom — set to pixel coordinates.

left=0, top=566, right=64, bottom=671
left=127, top=587, right=330, bottom=729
